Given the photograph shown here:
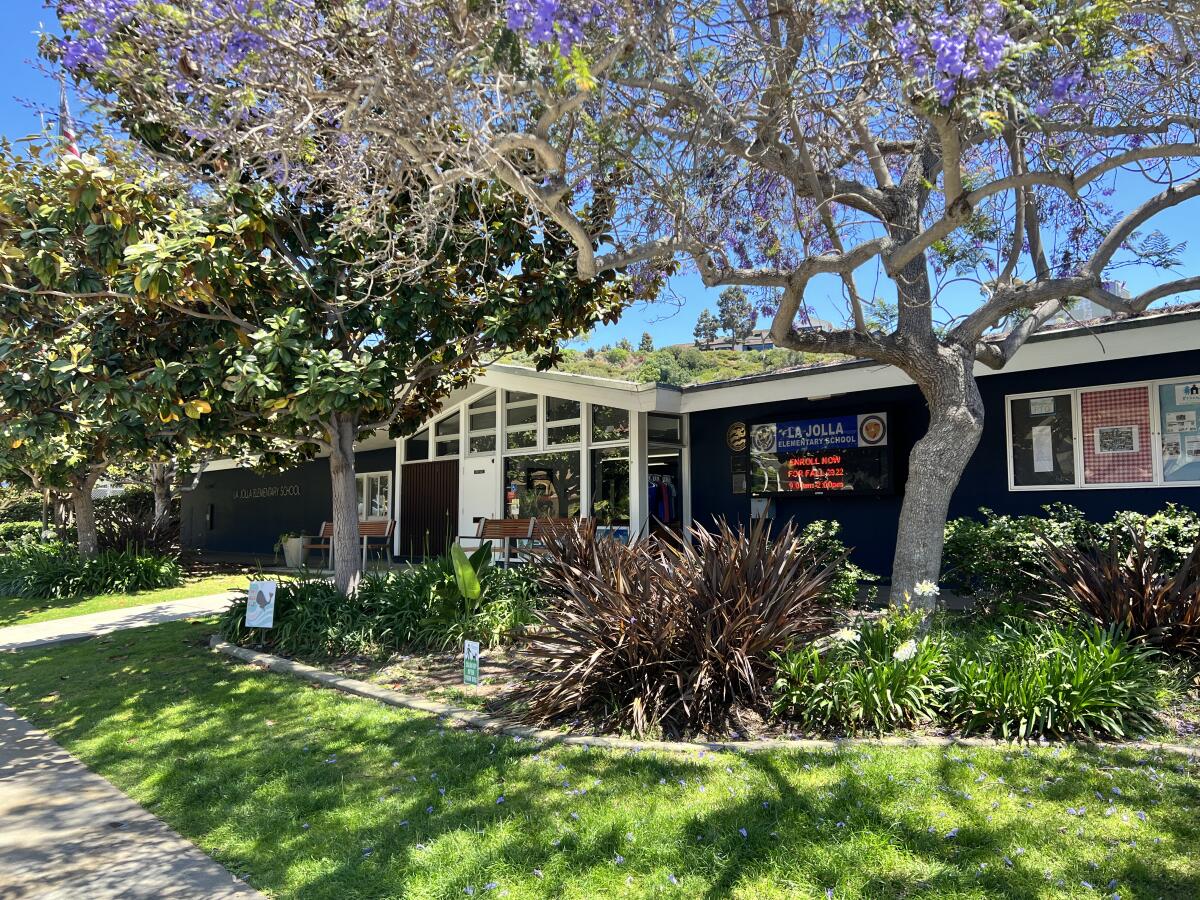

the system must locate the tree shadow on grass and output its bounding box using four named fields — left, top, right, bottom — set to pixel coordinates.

left=2, top=622, right=1199, bottom=899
